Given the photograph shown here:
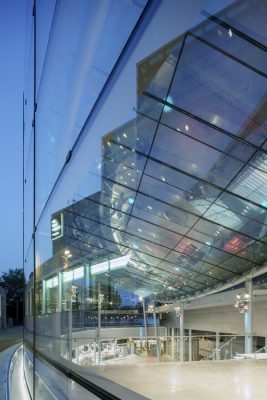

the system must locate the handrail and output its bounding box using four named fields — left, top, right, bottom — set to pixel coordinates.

left=5, top=344, right=22, bottom=400
left=24, top=340, right=148, bottom=400
left=256, top=345, right=267, bottom=354
left=202, top=336, right=236, bottom=361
